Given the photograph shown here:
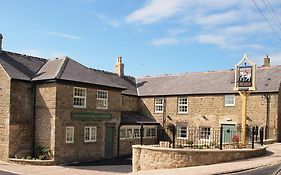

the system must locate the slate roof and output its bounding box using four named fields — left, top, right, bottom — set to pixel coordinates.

left=121, top=111, right=159, bottom=125
left=1, top=50, right=281, bottom=96
left=33, top=57, right=138, bottom=95
left=0, top=51, right=47, bottom=80
left=136, top=66, right=281, bottom=96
